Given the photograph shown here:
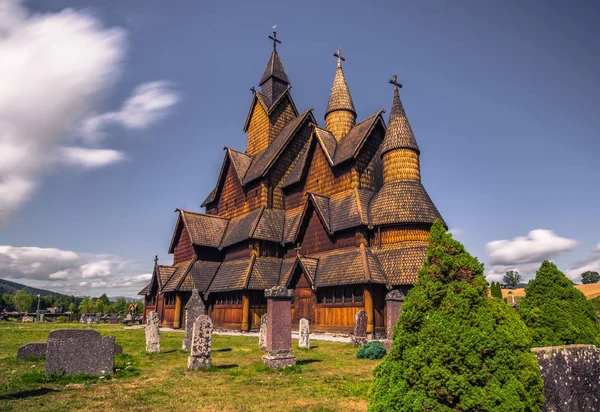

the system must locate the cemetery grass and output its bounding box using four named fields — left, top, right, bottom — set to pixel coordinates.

left=0, top=323, right=377, bottom=411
